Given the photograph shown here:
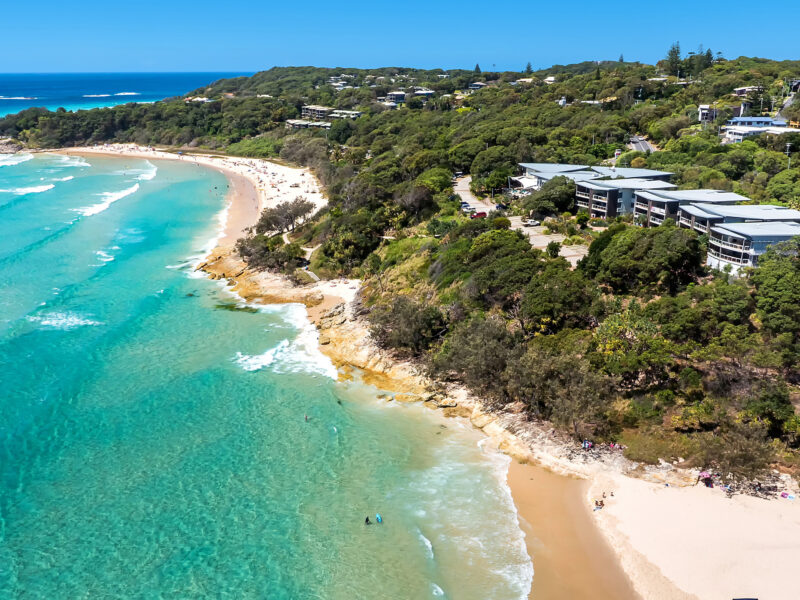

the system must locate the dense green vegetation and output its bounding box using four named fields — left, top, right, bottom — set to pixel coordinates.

left=3, top=48, right=800, bottom=482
